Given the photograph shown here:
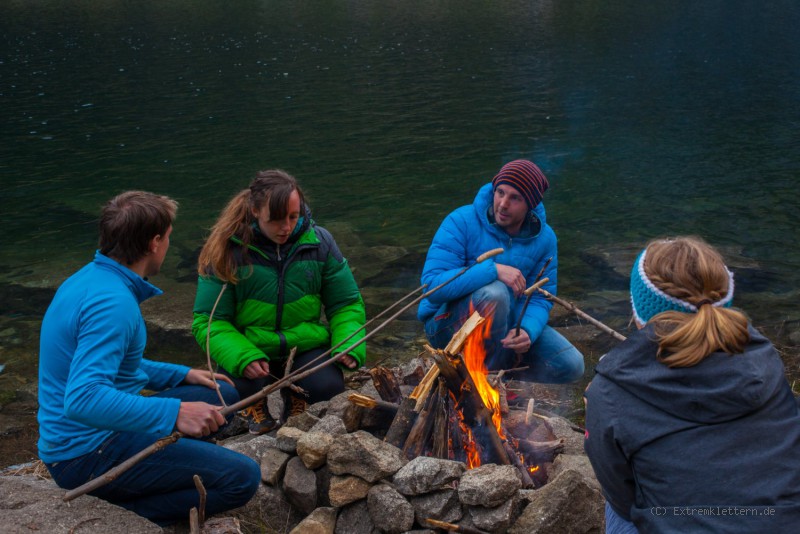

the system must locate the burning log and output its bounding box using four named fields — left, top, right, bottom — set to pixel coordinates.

left=502, top=440, right=534, bottom=489
left=516, top=438, right=565, bottom=463
left=384, top=397, right=417, bottom=448
left=402, top=384, right=440, bottom=459
left=431, top=379, right=450, bottom=459
left=385, top=313, right=486, bottom=449
left=348, top=393, right=399, bottom=414
left=427, top=346, right=510, bottom=467
left=369, top=367, right=403, bottom=404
